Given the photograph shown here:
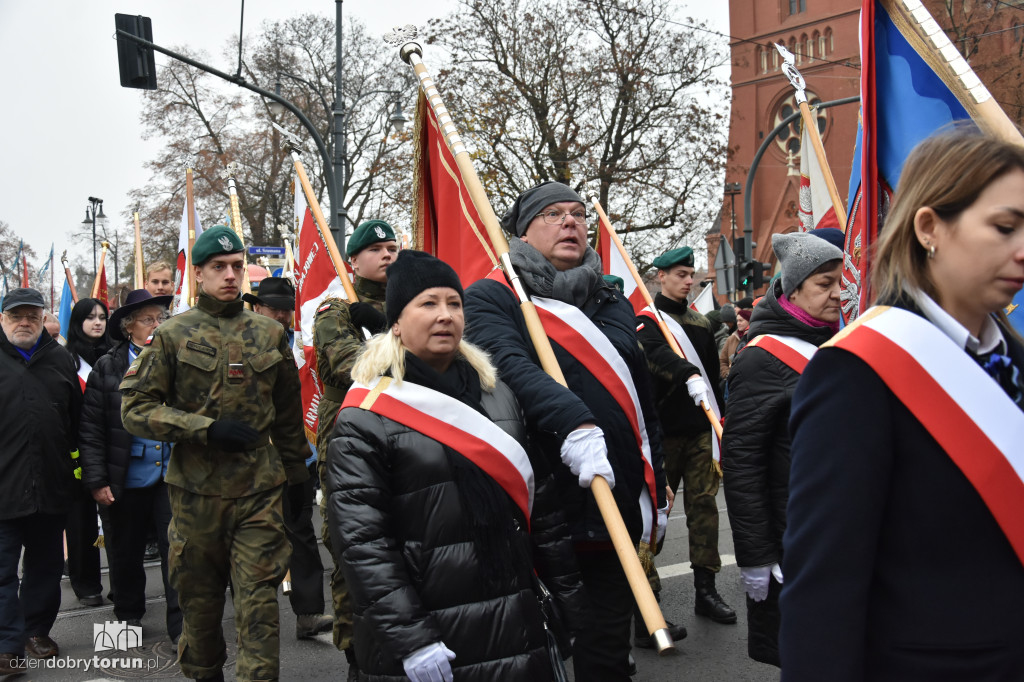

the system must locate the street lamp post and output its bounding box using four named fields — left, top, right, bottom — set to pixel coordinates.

left=723, top=182, right=741, bottom=248
left=80, top=197, right=107, bottom=280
